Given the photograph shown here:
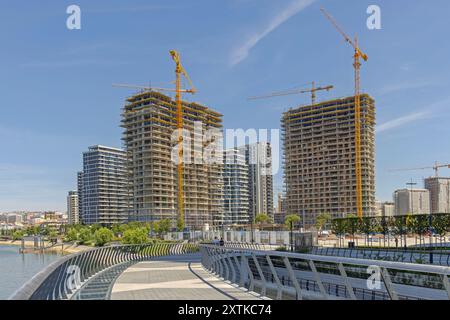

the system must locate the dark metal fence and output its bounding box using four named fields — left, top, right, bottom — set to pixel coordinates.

left=9, top=243, right=198, bottom=300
